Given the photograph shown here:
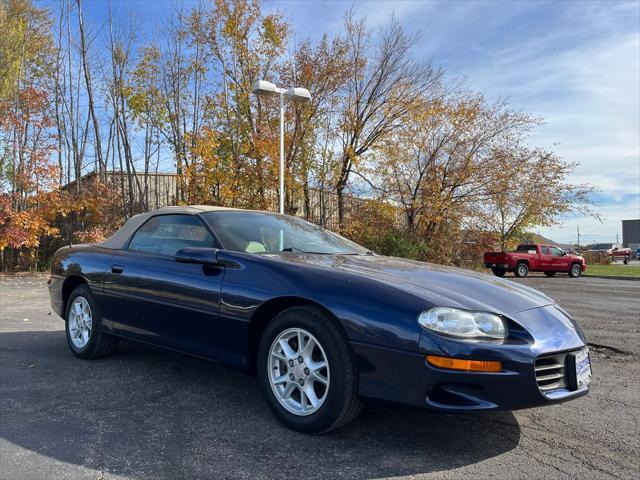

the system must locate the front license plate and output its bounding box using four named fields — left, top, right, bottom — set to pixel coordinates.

left=575, top=348, right=592, bottom=388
